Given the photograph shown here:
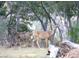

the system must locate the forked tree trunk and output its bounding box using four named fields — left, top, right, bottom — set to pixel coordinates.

left=41, top=2, right=53, bottom=31
left=30, top=6, right=47, bottom=31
